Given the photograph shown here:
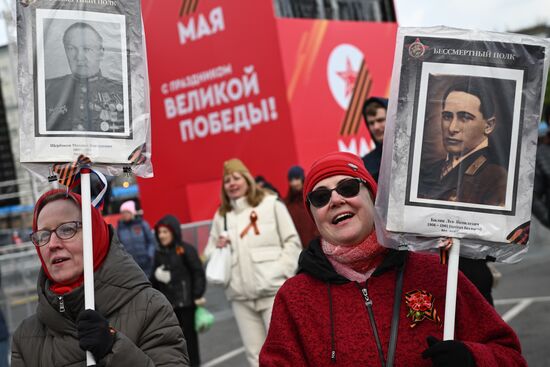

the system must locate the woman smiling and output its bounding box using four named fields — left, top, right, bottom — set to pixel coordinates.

left=260, top=152, right=526, bottom=367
